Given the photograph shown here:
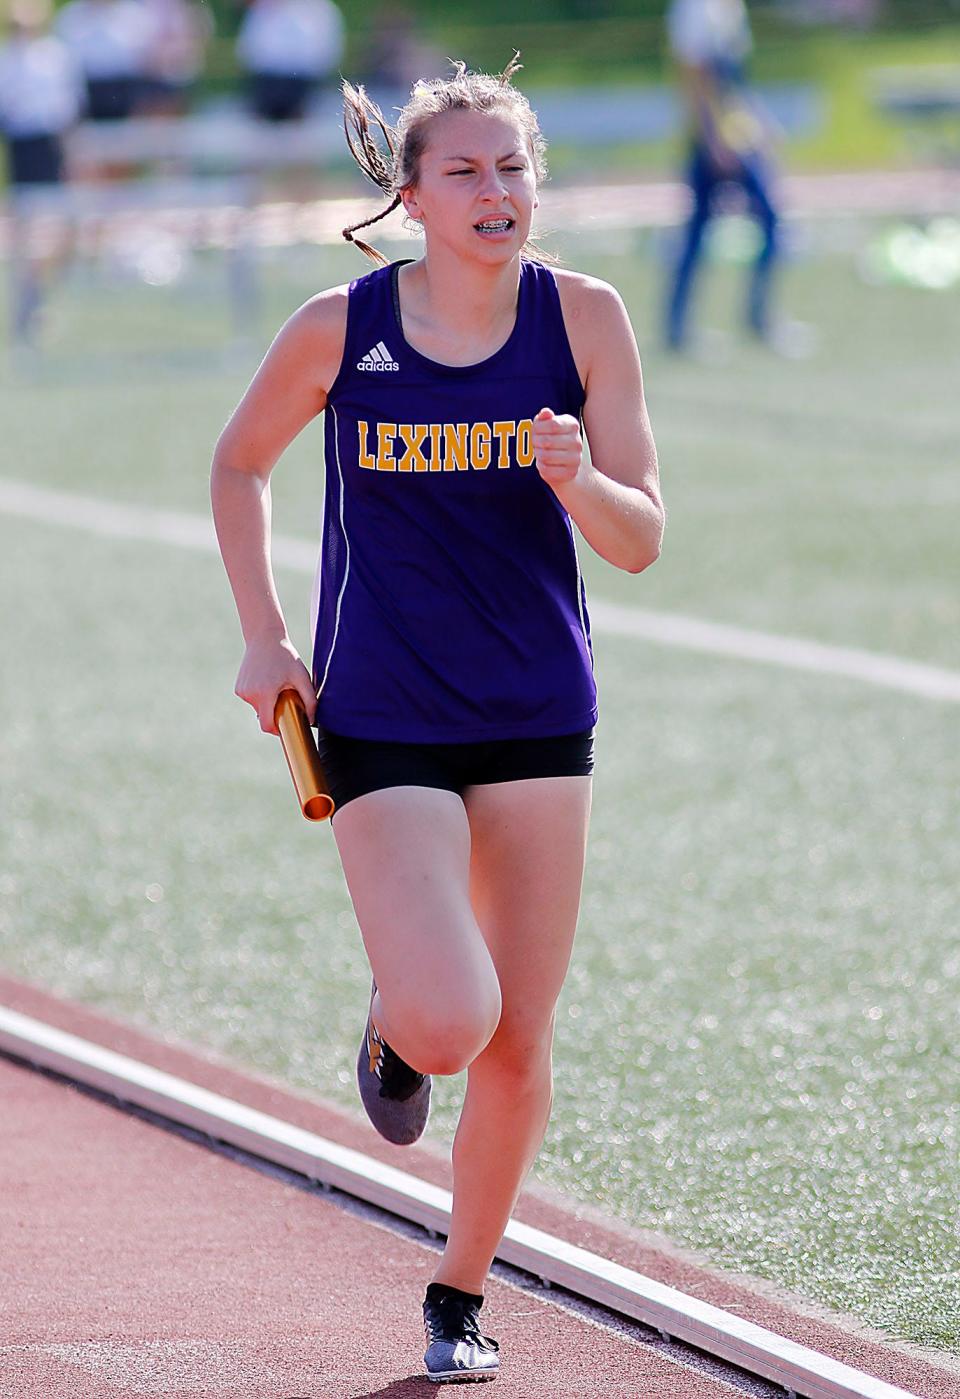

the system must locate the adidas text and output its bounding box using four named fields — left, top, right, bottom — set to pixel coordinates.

left=358, top=341, right=399, bottom=372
